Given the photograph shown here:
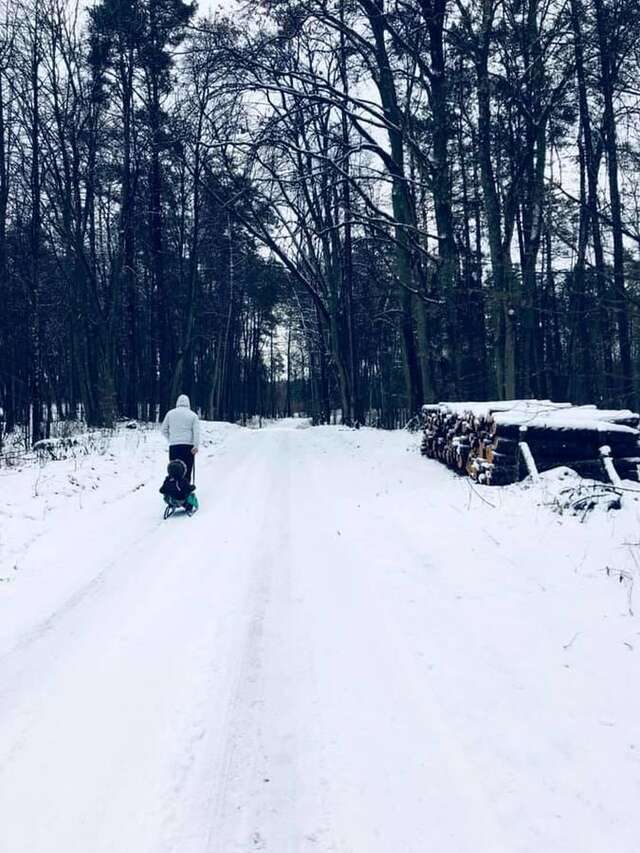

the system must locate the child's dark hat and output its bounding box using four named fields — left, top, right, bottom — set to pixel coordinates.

left=167, top=459, right=187, bottom=479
